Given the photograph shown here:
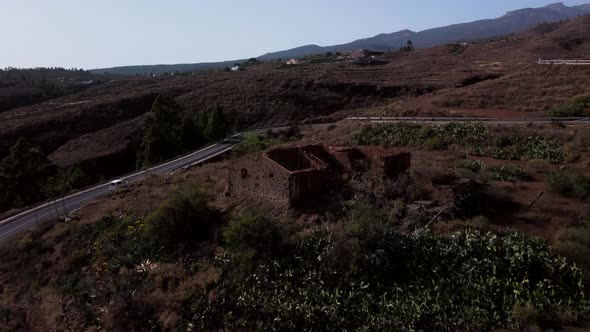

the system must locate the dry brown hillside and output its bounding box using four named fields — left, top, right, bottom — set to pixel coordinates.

left=1, top=15, right=590, bottom=173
